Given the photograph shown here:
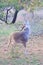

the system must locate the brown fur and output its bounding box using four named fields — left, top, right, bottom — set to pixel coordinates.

left=8, top=31, right=27, bottom=48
